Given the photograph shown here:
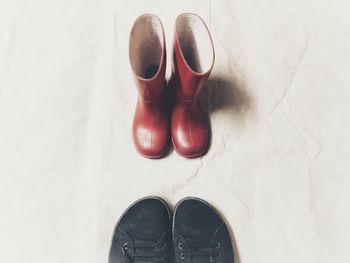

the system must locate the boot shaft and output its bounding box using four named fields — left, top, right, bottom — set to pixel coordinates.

left=172, top=13, right=215, bottom=102
left=129, top=14, right=166, bottom=102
